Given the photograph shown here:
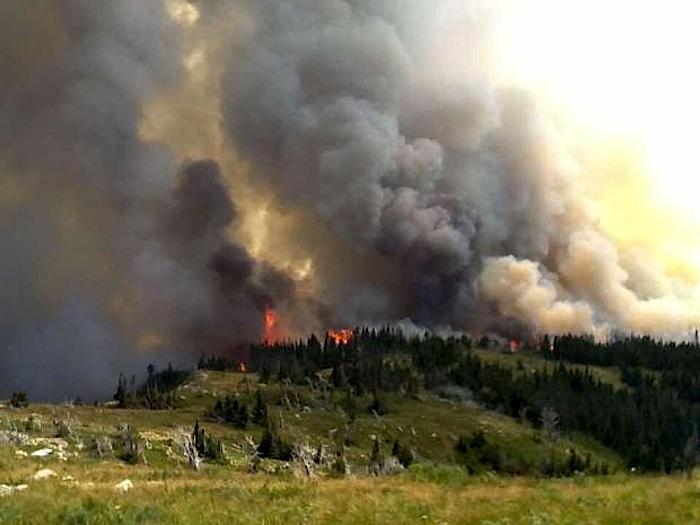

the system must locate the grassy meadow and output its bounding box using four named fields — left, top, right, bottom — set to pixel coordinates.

left=0, top=353, right=696, bottom=524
